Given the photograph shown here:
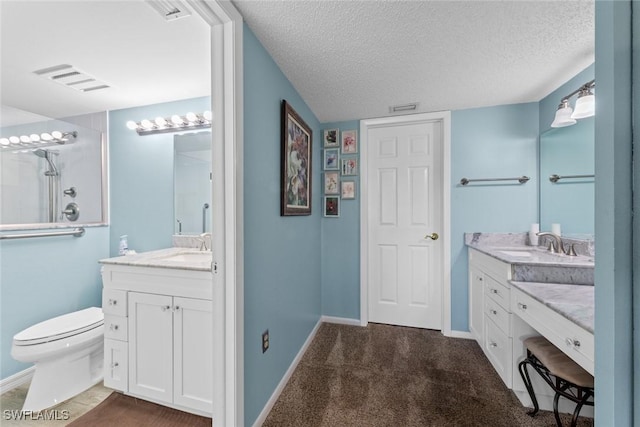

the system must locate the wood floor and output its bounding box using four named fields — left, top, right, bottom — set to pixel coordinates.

left=0, top=381, right=111, bottom=426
